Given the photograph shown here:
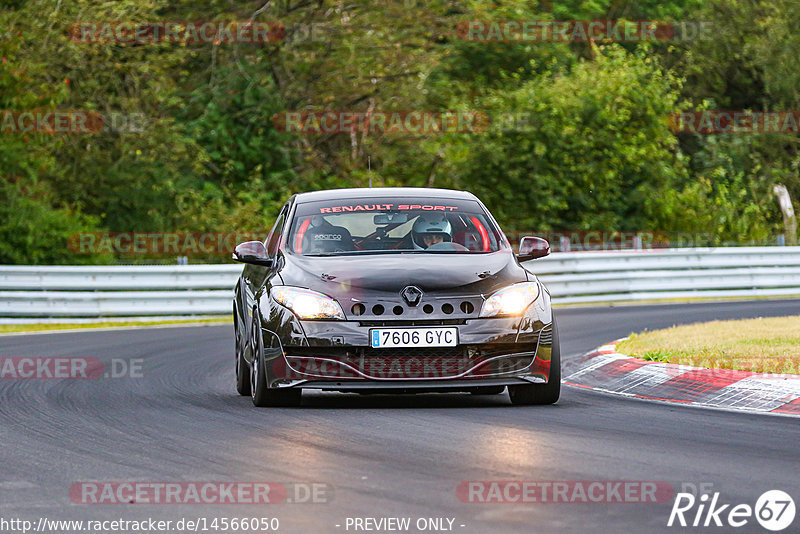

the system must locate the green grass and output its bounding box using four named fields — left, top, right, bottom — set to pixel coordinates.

left=616, top=315, right=800, bottom=375
left=0, top=316, right=231, bottom=334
